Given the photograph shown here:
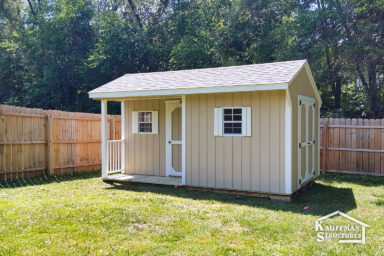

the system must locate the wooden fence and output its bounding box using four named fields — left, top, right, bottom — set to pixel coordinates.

left=320, top=118, right=384, bottom=176
left=2, top=104, right=384, bottom=179
left=0, top=105, right=120, bottom=180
